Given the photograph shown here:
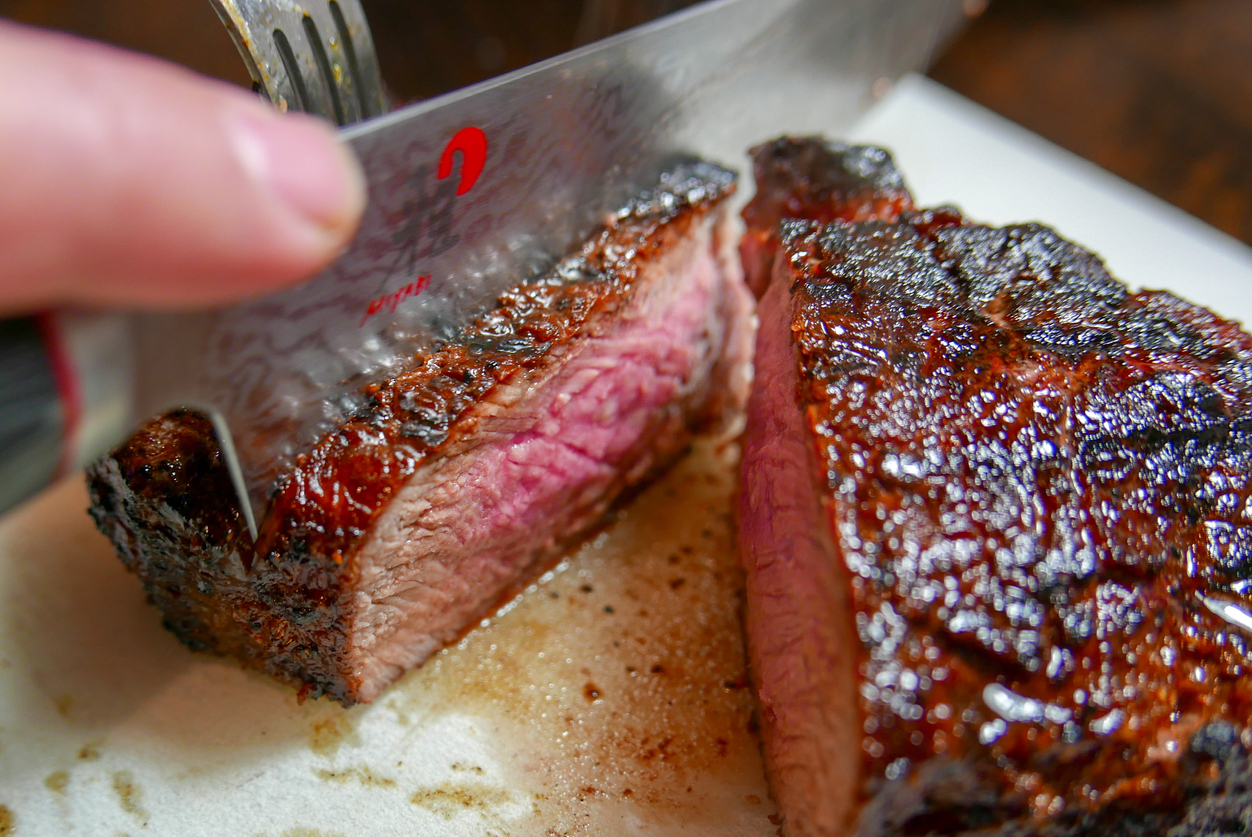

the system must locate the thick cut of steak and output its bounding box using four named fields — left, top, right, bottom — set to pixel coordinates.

left=739, top=144, right=1252, bottom=836
left=89, top=161, right=753, bottom=706
left=738, top=138, right=913, bottom=298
